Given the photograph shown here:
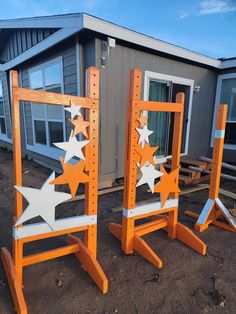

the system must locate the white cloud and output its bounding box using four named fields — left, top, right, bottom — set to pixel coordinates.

left=199, top=0, right=236, bottom=15
left=179, top=12, right=190, bottom=19
left=179, top=0, right=236, bottom=19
